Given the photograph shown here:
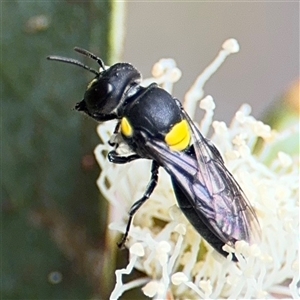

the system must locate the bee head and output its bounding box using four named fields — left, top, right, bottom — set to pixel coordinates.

left=77, top=62, right=141, bottom=121
left=47, top=47, right=141, bottom=121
